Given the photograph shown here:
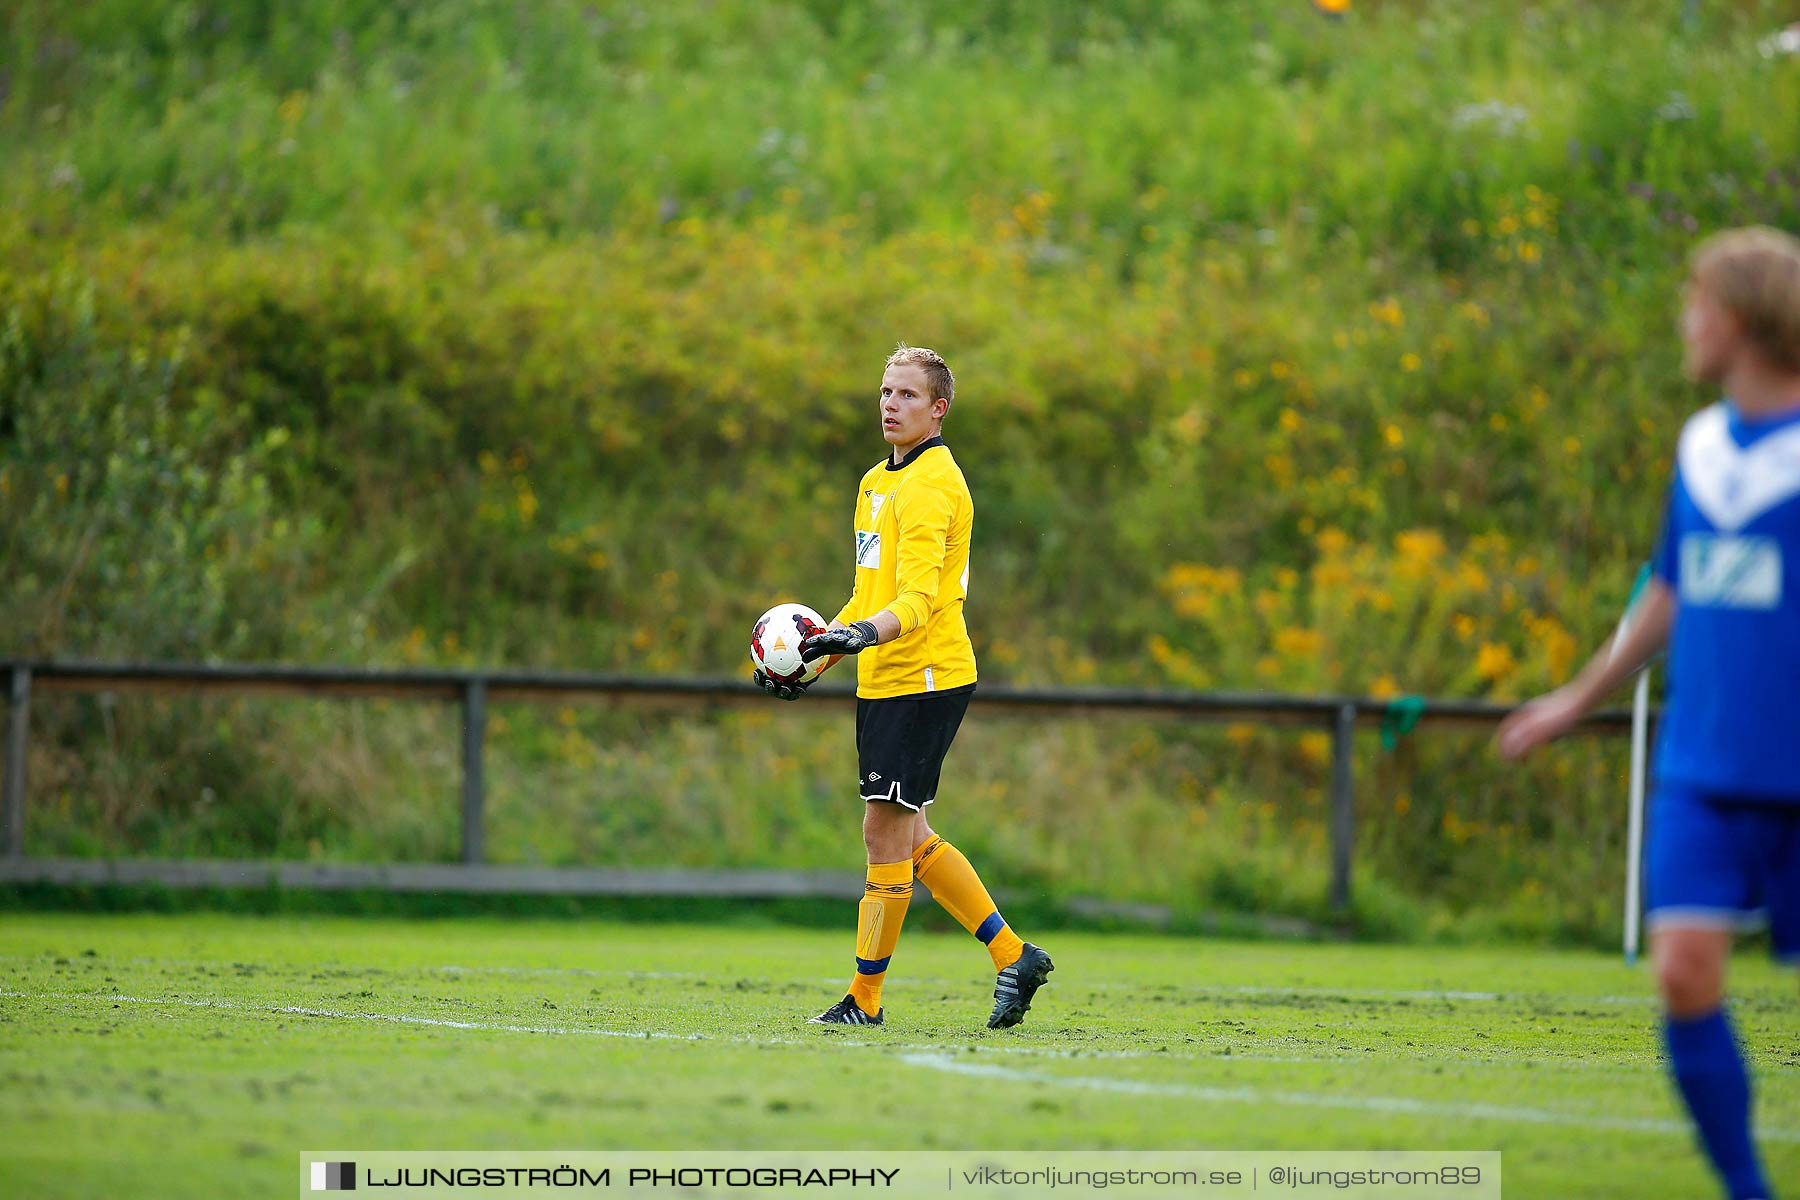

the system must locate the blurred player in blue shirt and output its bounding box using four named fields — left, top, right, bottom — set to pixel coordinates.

left=1500, top=227, right=1800, bottom=1200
